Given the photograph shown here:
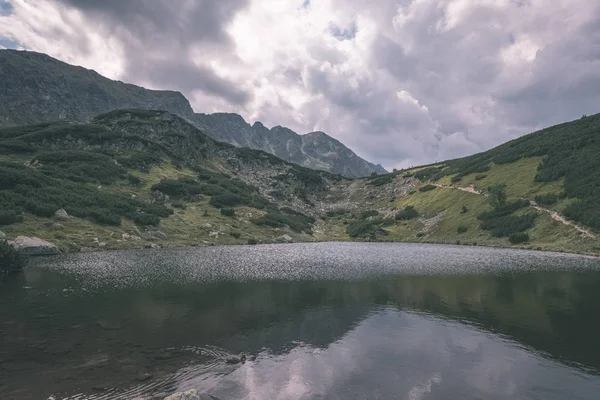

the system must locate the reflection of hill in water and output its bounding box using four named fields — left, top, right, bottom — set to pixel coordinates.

left=2, top=268, right=600, bottom=398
